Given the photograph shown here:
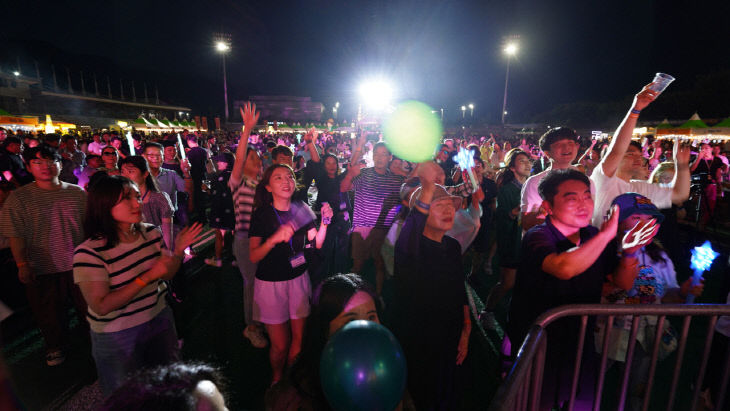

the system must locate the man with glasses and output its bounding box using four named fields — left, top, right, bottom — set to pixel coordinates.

left=0, top=144, right=88, bottom=366
left=142, top=142, right=193, bottom=226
